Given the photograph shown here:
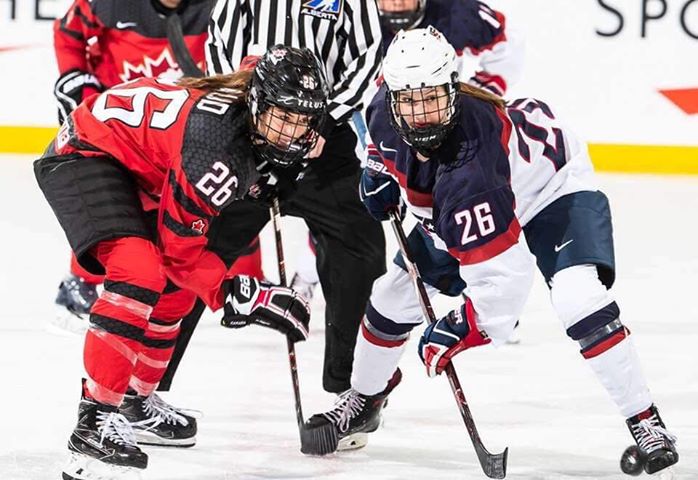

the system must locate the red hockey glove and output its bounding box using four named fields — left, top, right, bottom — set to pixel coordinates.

left=418, top=298, right=491, bottom=377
